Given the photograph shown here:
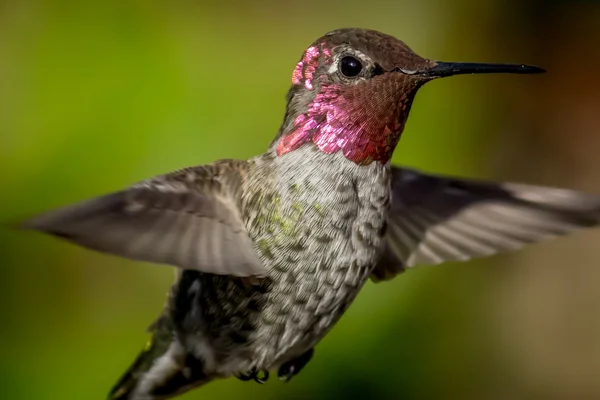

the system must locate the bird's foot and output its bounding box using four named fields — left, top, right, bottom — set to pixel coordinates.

left=235, top=367, right=270, bottom=384
left=278, top=348, right=314, bottom=383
